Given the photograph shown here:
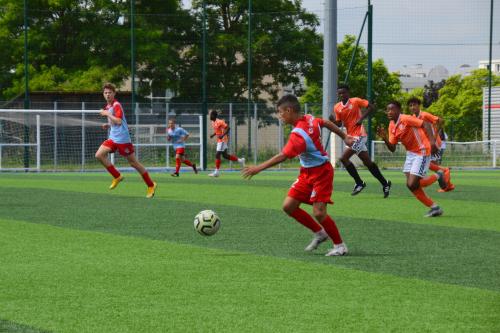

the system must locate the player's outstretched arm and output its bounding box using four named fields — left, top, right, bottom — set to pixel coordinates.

left=241, top=153, right=288, bottom=179
left=377, top=126, right=397, bottom=152
left=322, top=120, right=354, bottom=147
